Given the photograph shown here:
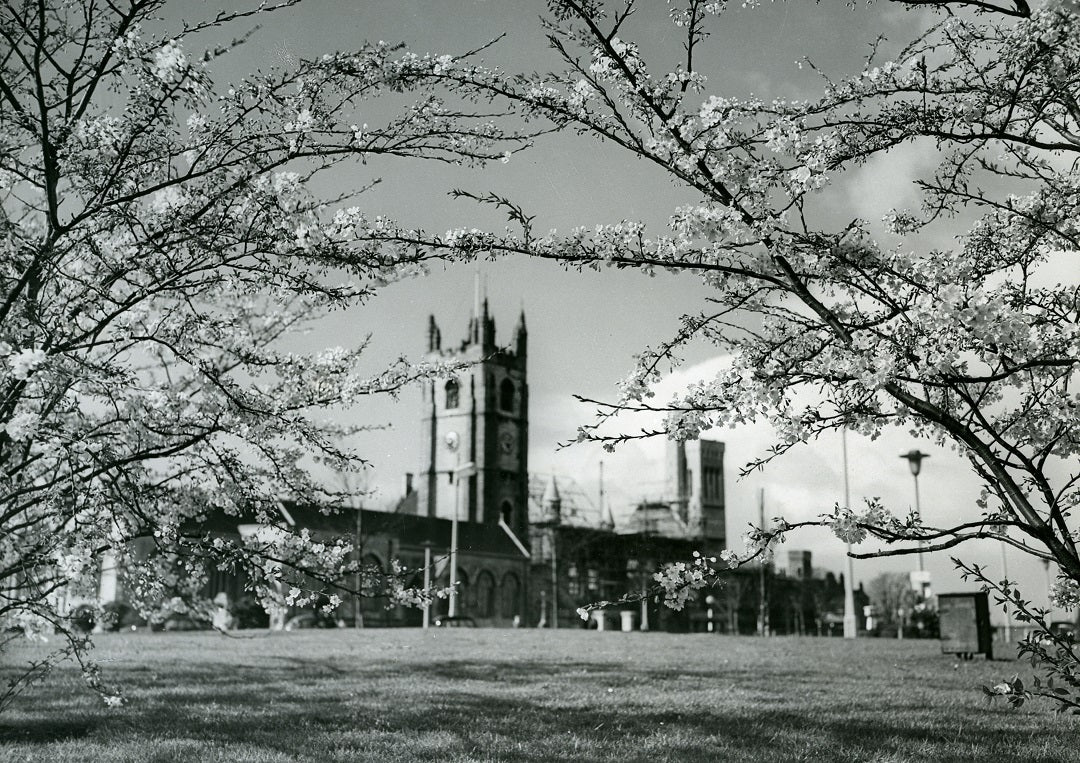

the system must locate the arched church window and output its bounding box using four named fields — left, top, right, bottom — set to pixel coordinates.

left=500, top=572, right=521, bottom=619
left=445, top=378, right=459, bottom=409
left=455, top=567, right=470, bottom=613
left=474, top=570, right=496, bottom=618
left=500, top=378, right=515, bottom=411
